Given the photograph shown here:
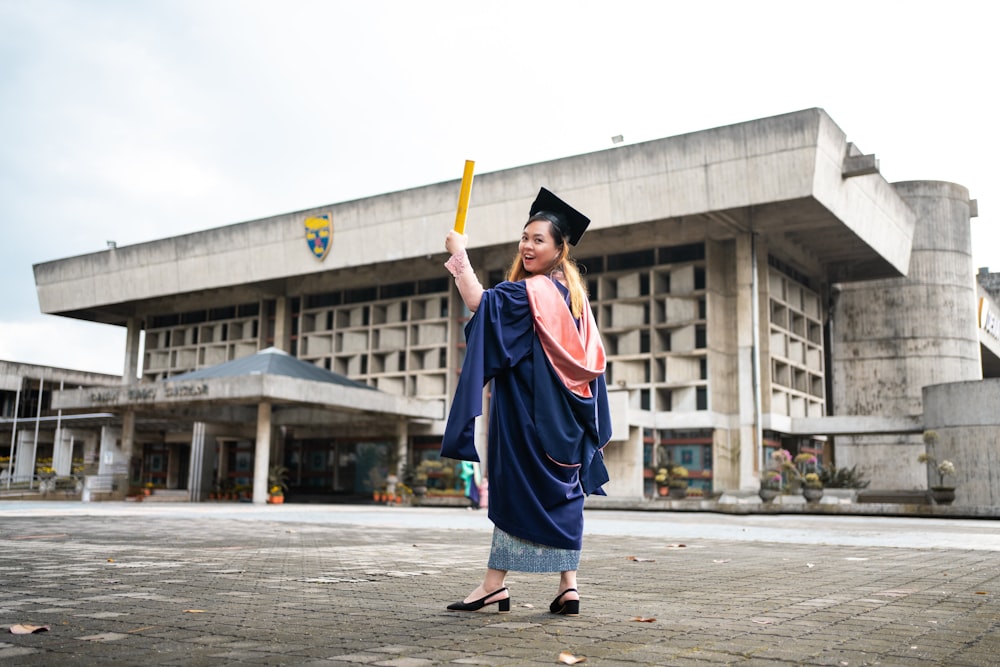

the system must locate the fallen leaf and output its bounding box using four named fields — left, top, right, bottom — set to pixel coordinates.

left=664, top=544, right=686, bottom=549
left=712, top=559, right=731, bottom=564
left=127, top=626, right=158, bottom=634
left=751, top=618, right=777, bottom=625
left=107, top=559, right=115, bottom=563
left=630, top=616, right=656, bottom=622
left=10, top=624, right=50, bottom=635
left=522, top=603, right=535, bottom=609
left=183, top=610, right=207, bottom=613
left=975, top=591, right=988, bottom=595
left=806, top=563, right=815, bottom=568
left=558, top=651, right=586, bottom=664
left=626, top=556, right=656, bottom=562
